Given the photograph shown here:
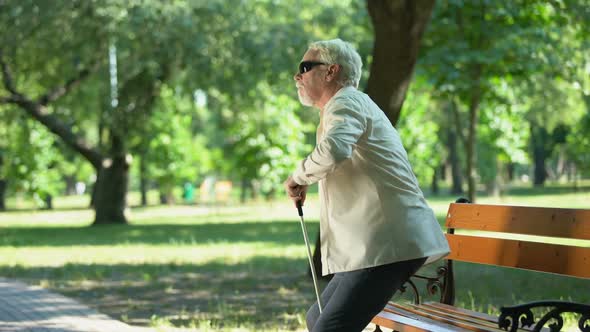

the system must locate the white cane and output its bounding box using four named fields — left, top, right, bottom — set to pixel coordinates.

left=296, top=200, right=323, bottom=313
